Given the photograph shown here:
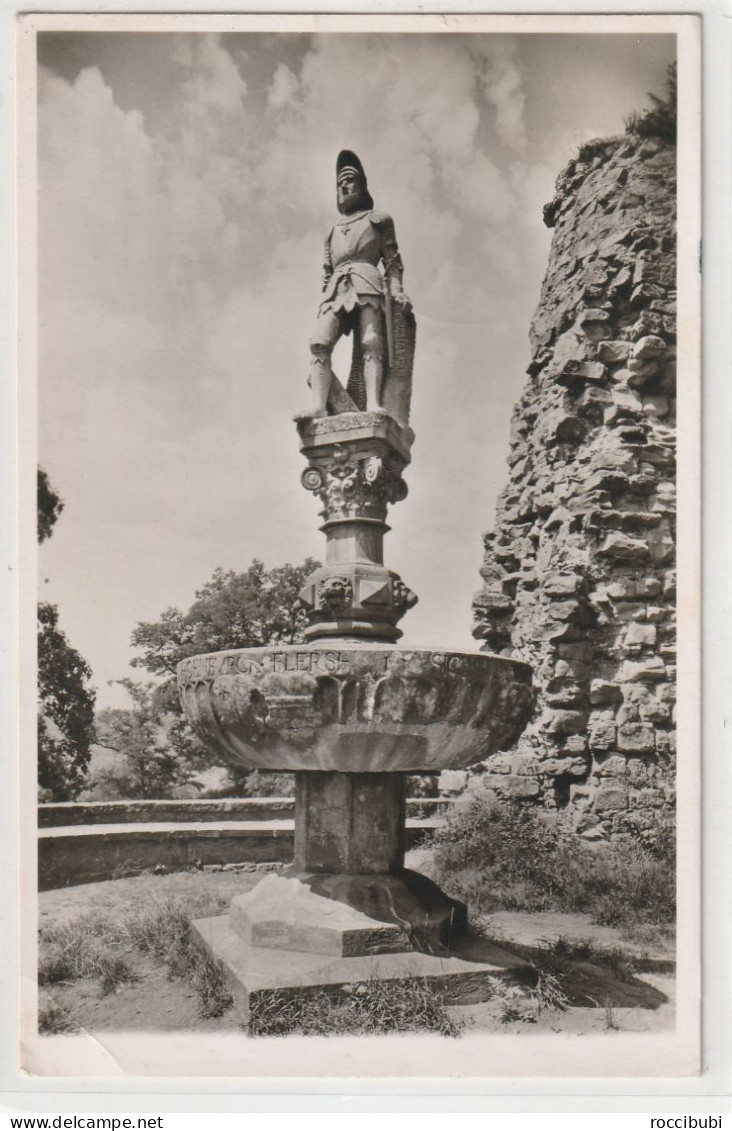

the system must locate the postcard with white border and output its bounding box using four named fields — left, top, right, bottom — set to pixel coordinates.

left=13, top=10, right=702, bottom=1085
